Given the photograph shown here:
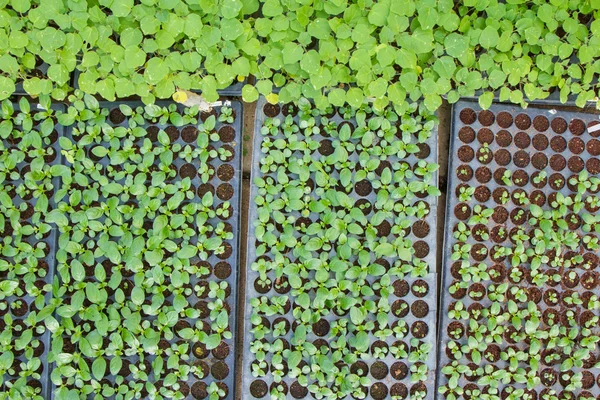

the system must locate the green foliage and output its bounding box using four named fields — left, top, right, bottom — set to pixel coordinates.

left=0, top=0, right=599, bottom=110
